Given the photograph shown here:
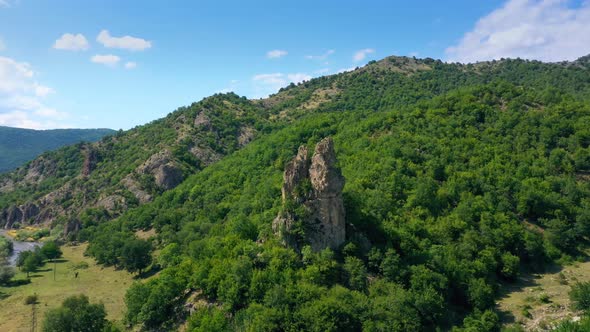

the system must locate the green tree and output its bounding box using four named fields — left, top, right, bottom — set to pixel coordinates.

left=0, top=265, right=15, bottom=285
left=42, top=294, right=113, bottom=332
left=40, top=241, right=63, bottom=262
left=343, top=256, right=368, bottom=291
left=120, top=238, right=153, bottom=274
left=22, top=255, right=38, bottom=278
